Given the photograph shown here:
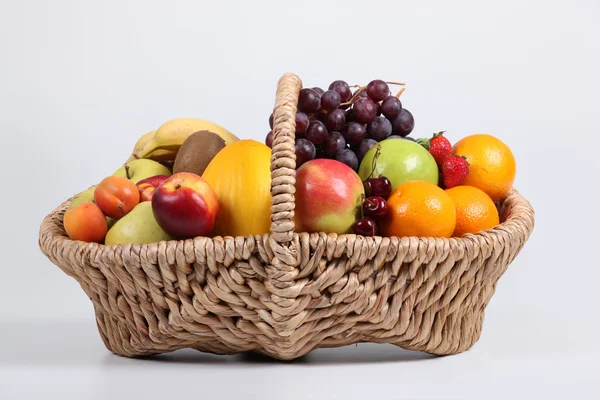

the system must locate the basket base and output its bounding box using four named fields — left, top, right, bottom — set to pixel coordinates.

left=93, top=301, right=486, bottom=361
